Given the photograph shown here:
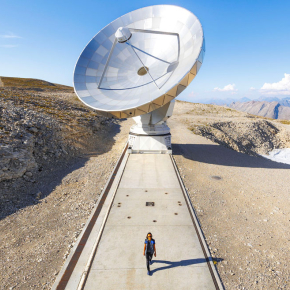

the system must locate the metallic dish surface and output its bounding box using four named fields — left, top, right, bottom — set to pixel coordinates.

left=73, top=5, right=205, bottom=118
